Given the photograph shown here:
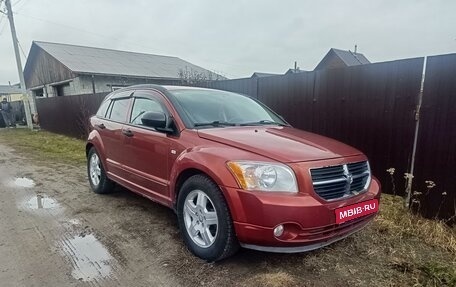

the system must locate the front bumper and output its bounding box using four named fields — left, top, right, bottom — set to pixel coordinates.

left=240, top=215, right=372, bottom=253
left=222, top=173, right=381, bottom=250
